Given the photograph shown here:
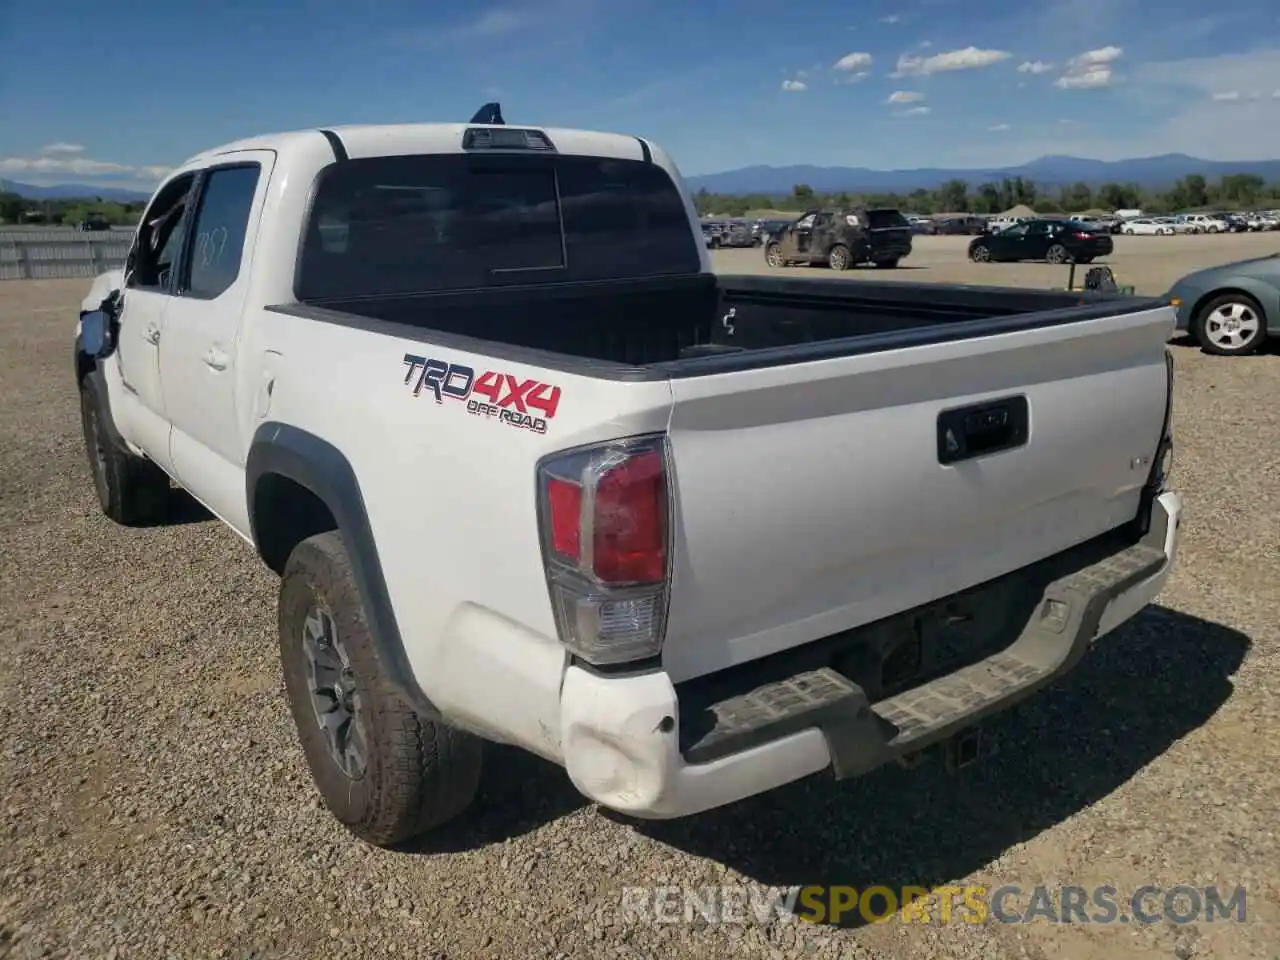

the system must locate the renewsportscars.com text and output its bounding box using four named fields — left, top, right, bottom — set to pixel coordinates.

left=620, top=883, right=1248, bottom=926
